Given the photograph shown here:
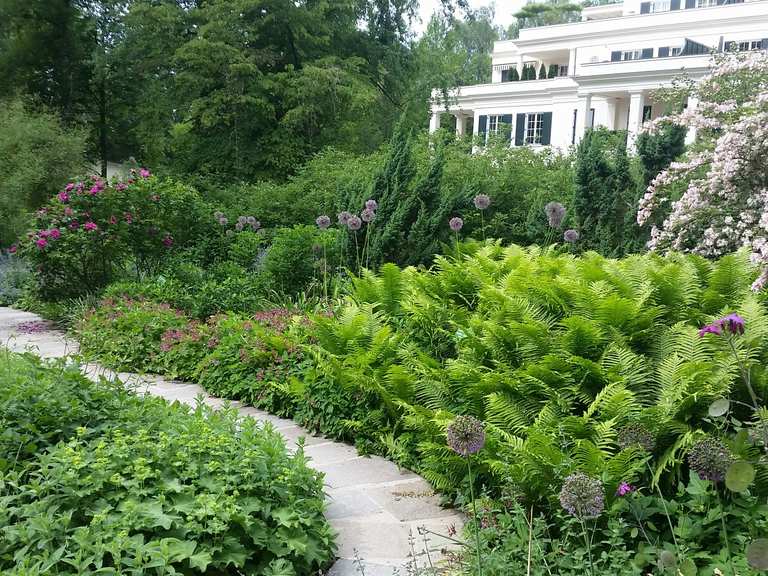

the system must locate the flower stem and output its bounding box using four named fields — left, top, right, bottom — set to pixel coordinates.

left=646, top=461, right=680, bottom=555
left=579, top=516, right=594, bottom=576
left=717, top=491, right=735, bottom=576
left=467, top=456, right=483, bottom=576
